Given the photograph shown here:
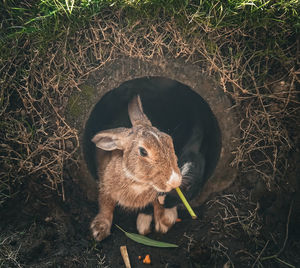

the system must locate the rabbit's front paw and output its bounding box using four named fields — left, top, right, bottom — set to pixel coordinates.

left=137, top=213, right=153, bottom=235
left=90, top=215, right=111, bottom=241
left=155, top=206, right=177, bottom=233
